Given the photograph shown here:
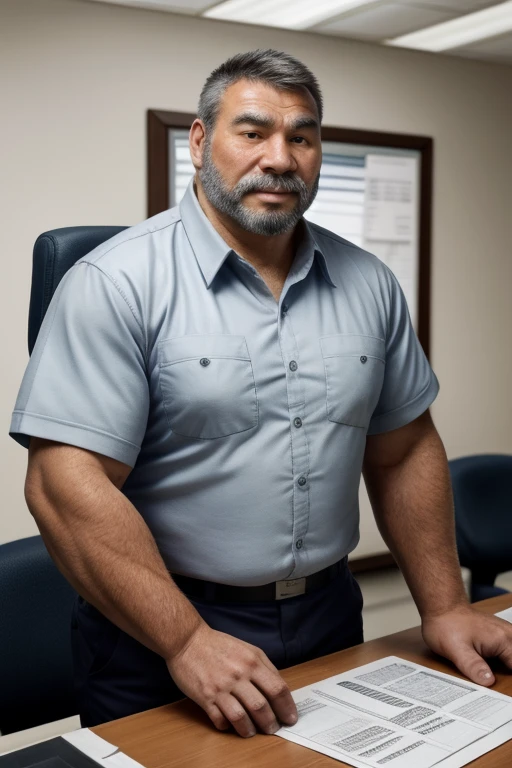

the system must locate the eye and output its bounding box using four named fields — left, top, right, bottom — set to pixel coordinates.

left=291, top=136, right=308, bottom=144
left=244, top=132, right=261, bottom=139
